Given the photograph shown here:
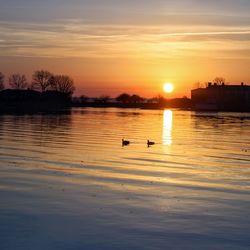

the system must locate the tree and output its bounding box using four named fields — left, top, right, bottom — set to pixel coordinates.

left=214, top=77, right=225, bottom=85
left=9, top=74, right=28, bottom=89
left=32, top=70, right=53, bottom=92
left=157, top=95, right=166, bottom=105
left=0, top=72, right=4, bottom=91
left=130, top=94, right=144, bottom=103
left=98, top=95, right=110, bottom=103
left=193, top=81, right=204, bottom=89
left=147, top=97, right=159, bottom=104
left=51, top=75, right=75, bottom=95
left=116, top=93, right=131, bottom=103
left=80, top=95, right=89, bottom=103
